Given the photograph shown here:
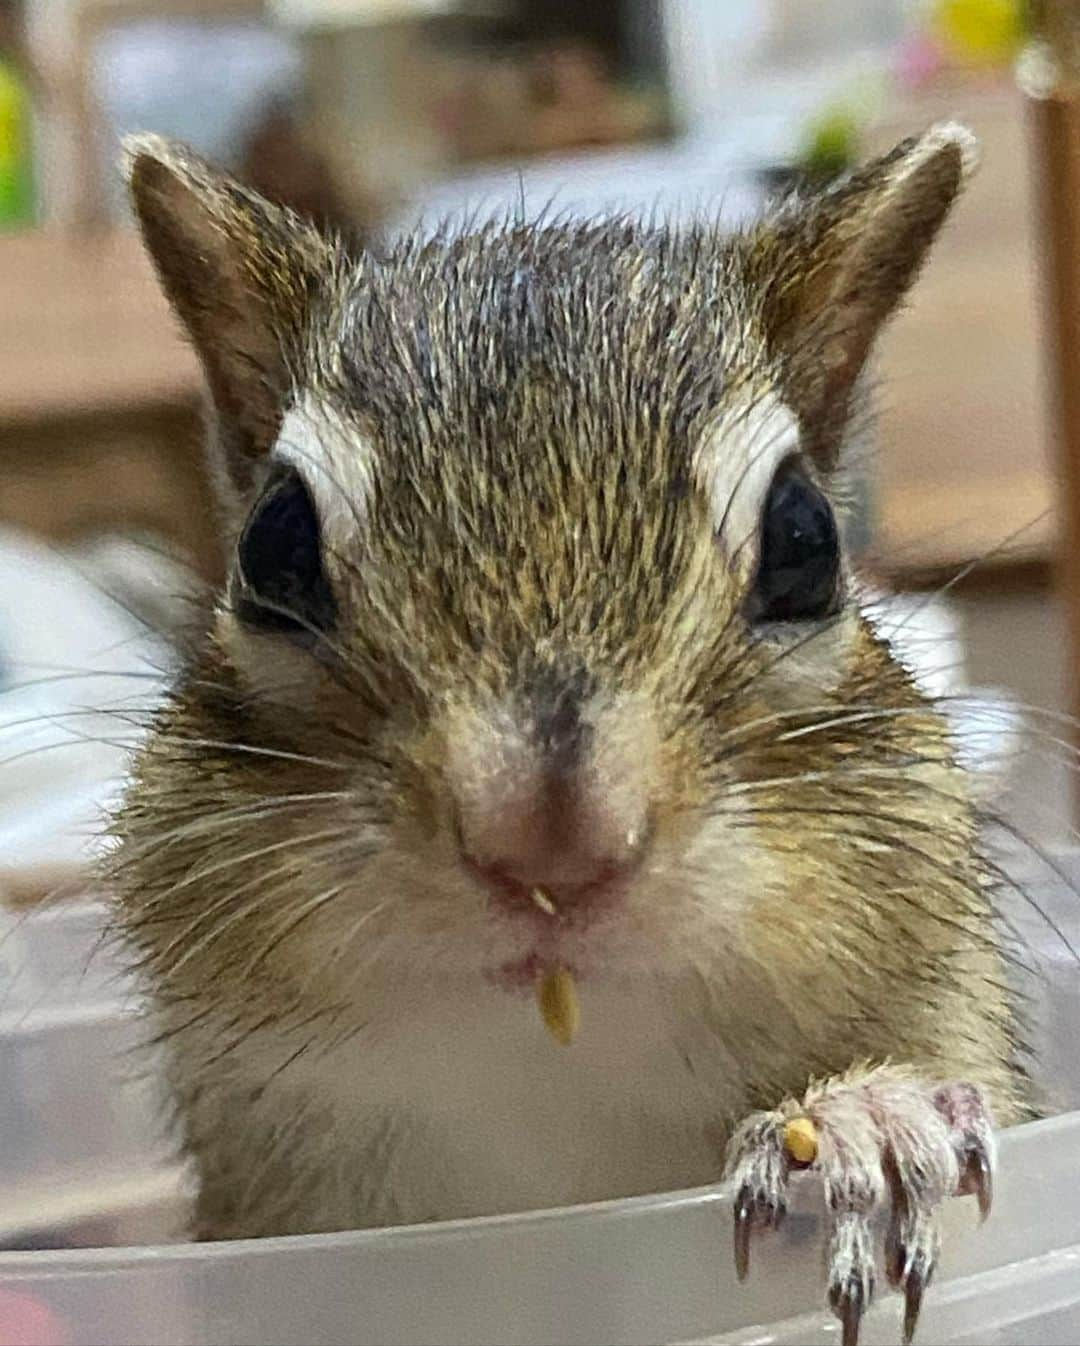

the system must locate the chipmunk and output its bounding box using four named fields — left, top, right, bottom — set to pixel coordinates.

left=112, top=124, right=1027, bottom=1346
